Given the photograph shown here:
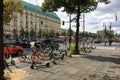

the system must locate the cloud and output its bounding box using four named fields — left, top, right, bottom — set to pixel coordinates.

left=85, top=0, right=120, bottom=33
left=97, top=0, right=120, bottom=13
left=22, top=0, right=120, bottom=34
left=112, top=21, right=120, bottom=28
left=23, top=0, right=44, bottom=6
left=88, top=21, right=99, bottom=25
